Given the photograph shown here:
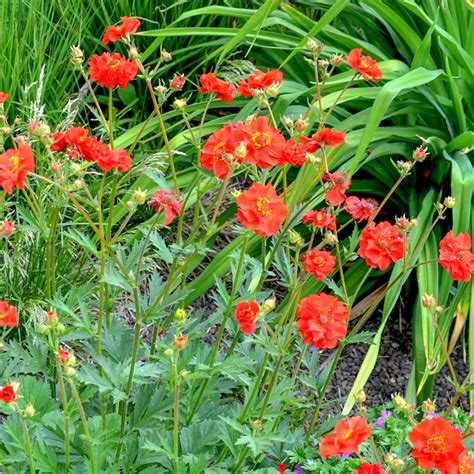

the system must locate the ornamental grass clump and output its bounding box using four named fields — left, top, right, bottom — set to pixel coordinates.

left=0, top=14, right=473, bottom=474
